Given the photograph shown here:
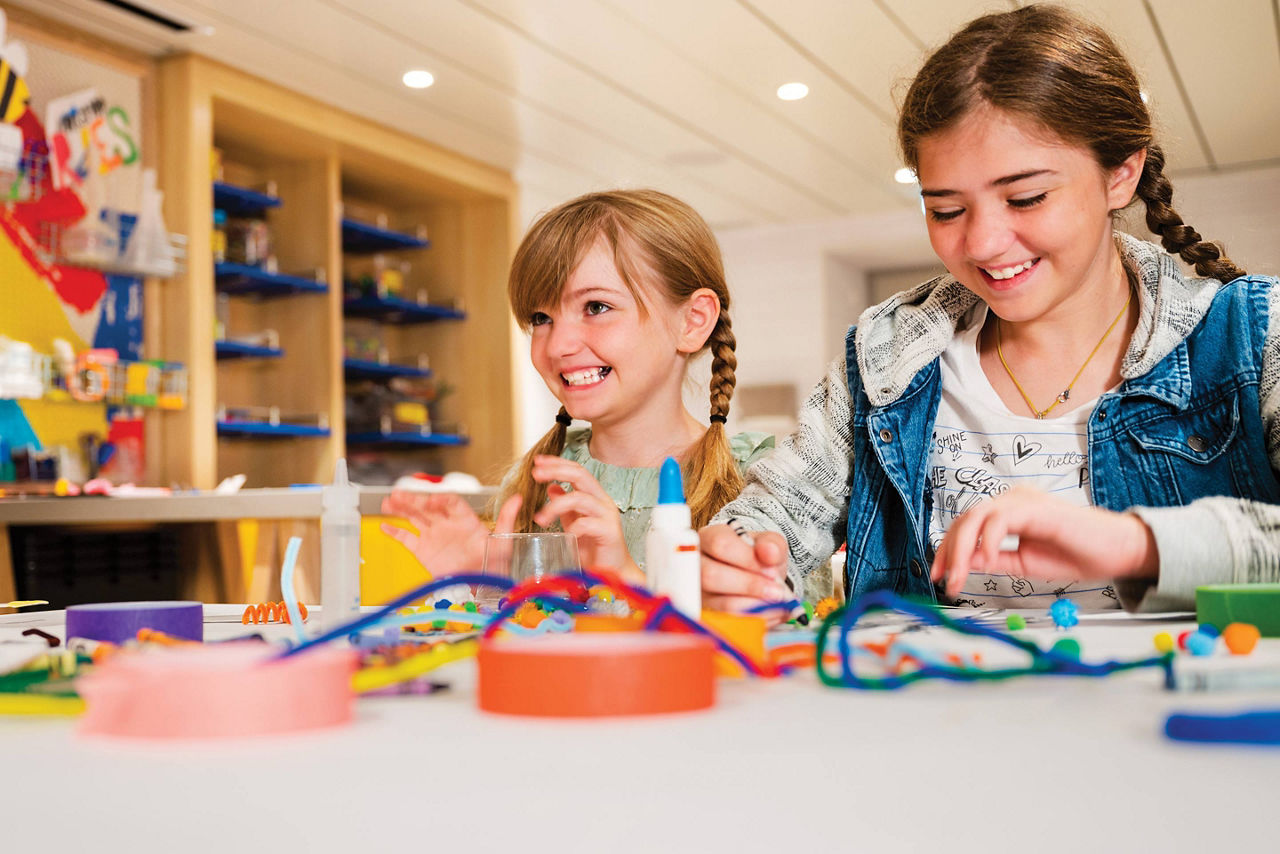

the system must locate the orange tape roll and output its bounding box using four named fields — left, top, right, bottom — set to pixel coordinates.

left=478, top=633, right=715, bottom=717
